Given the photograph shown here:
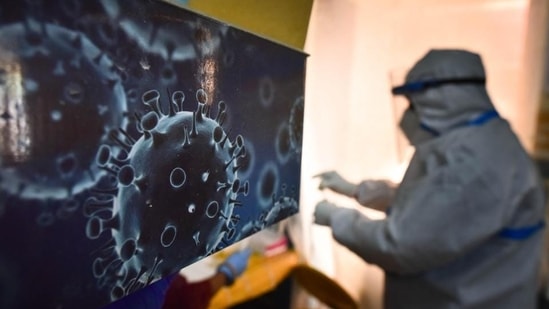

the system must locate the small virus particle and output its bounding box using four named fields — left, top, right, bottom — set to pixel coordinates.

left=258, top=76, right=275, bottom=108
left=0, top=20, right=126, bottom=201
left=262, top=195, right=298, bottom=227
left=289, top=96, right=304, bottom=155
left=238, top=184, right=298, bottom=240
left=84, top=88, right=249, bottom=299
left=275, top=121, right=291, bottom=164
left=256, top=161, right=279, bottom=209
